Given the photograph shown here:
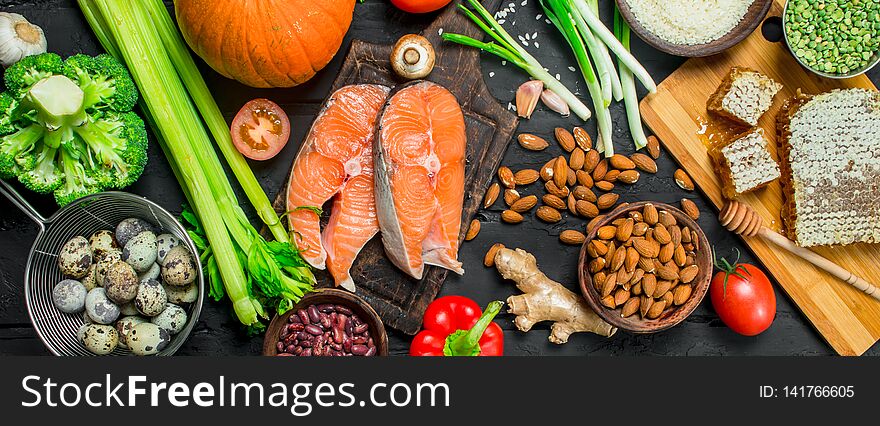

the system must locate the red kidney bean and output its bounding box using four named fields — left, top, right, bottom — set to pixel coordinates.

left=308, top=305, right=321, bottom=323
left=368, top=337, right=374, bottom=347
left=294, top=346, right=303, bottom=355
left=289, top=314, right=301, bottom=324
left=305, top=324, right=323, bottom=336
left=336, top=305, right=352, bottom=316
left=280, top=327, right=290, bottom=340
left=302, top=348, right=312, bottom=356
left=288, top=323, right=304, bottom=332
left=343, top=333, right=352, bottom=352
left=300, top=340, right=312, bottom=348
left=285, top=344, right=297, bottom=353
left=351, top=344, right=368, bottom=355
left=352, top=336, right=367, bottom=345
left=297, top=309, right=310, bottom=325
left=277, top=353, right=293, bottom=356
left=331, top=343, right=343, bottom=351
left=354, top=323, right=369, bottom=335
left=320, top=317, right=331, bottom=330
left=318, top=304, right=335, bottom=313
left=276, top=342, right=284, bottom=353
left=365, top=346, right=377, bottom=356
